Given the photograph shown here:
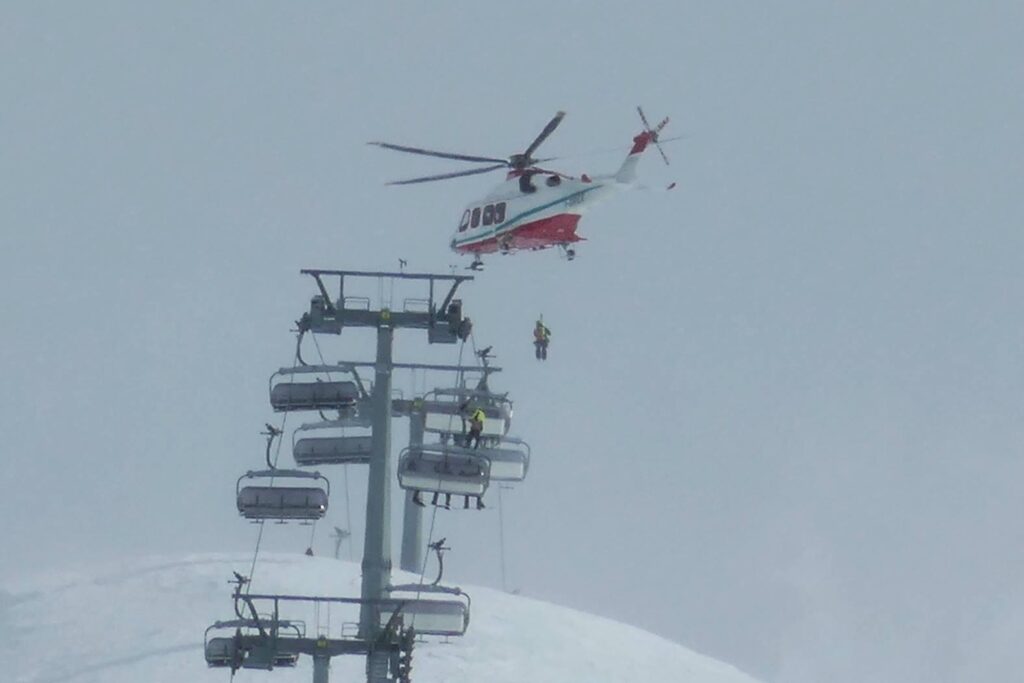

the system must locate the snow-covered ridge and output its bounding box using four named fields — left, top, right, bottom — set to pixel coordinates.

left=1, top=553, right=761, bottom=683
